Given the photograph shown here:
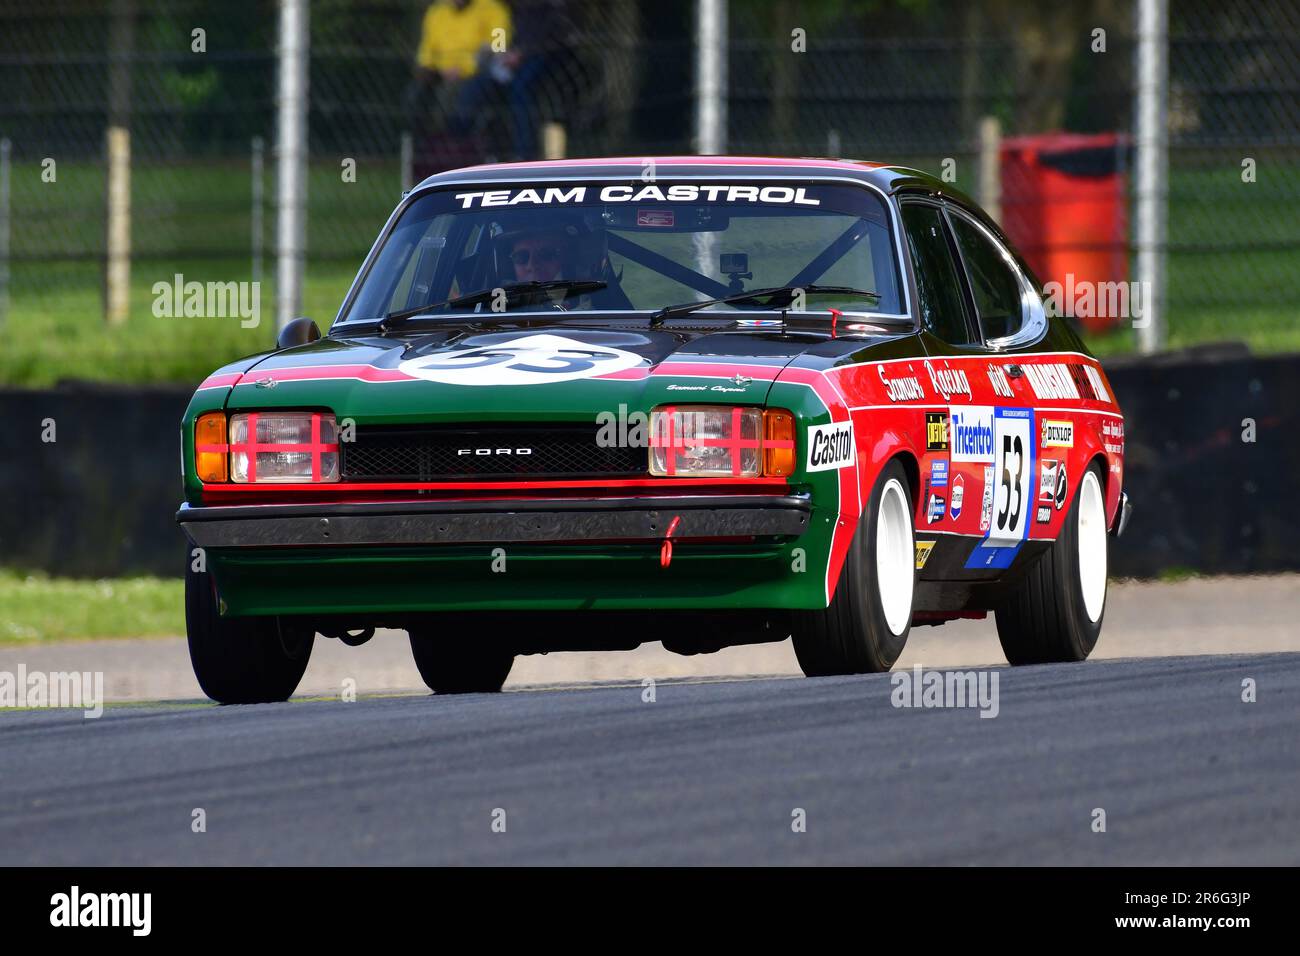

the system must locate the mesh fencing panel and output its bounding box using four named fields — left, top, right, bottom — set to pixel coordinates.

left=0, top=0, right=1297, bottom=384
